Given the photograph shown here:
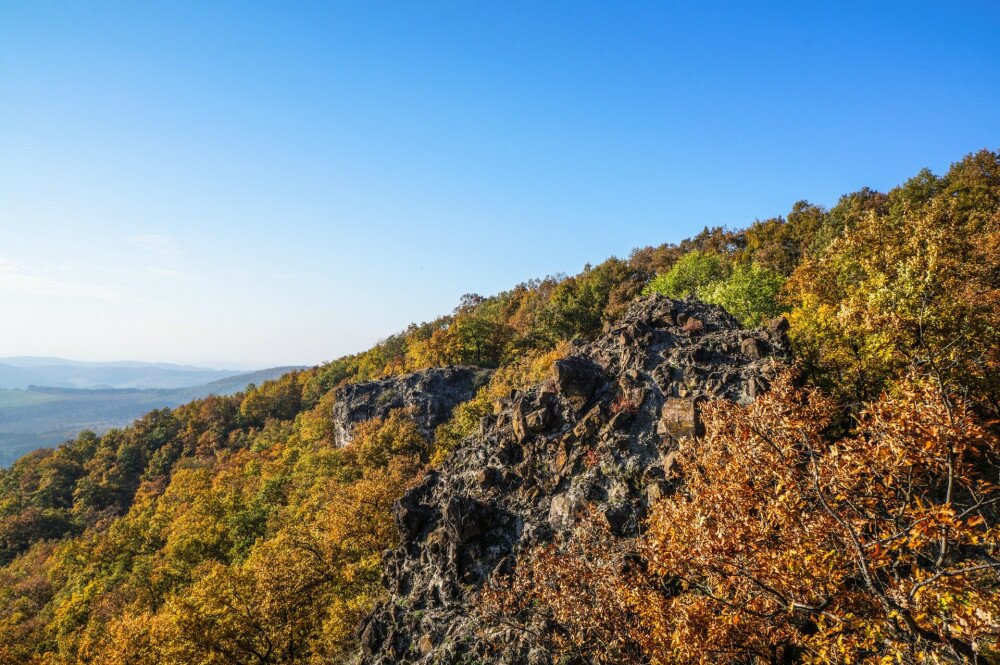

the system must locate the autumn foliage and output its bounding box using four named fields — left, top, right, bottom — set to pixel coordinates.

left=638, top=375, right=999, bottom=663
left=479, top=516, right=646, bottom=663
left=0, top=150, right=996, bottom=663
left=485, top=375, right=1000, bottom=663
